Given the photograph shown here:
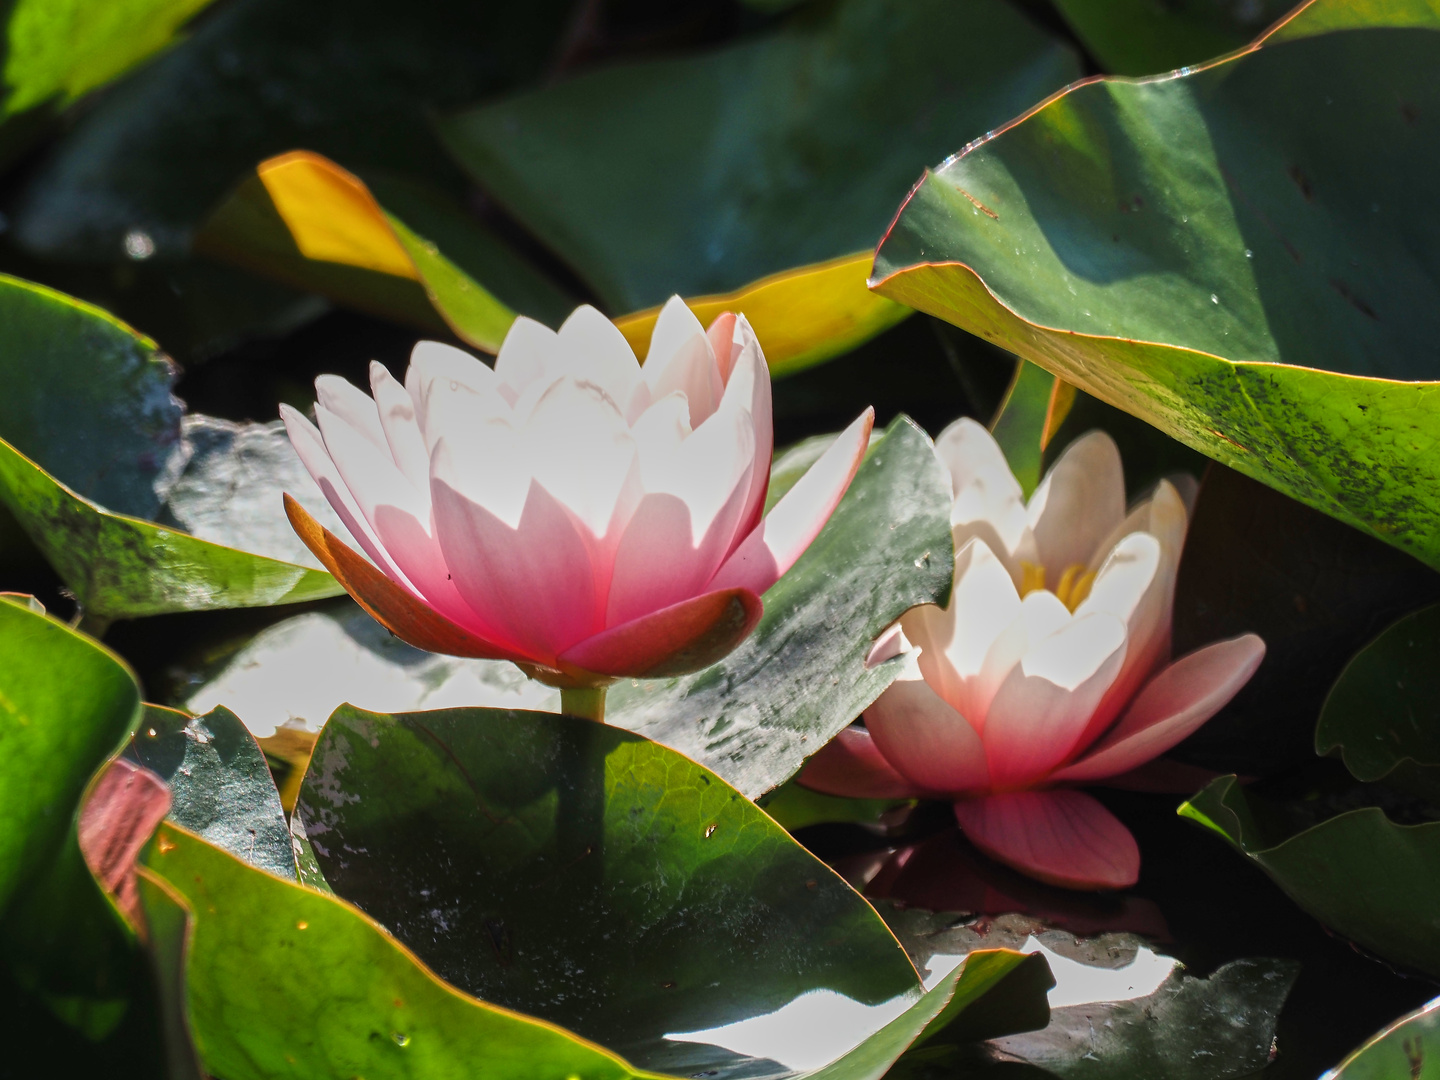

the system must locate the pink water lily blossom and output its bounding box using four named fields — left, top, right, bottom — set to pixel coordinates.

left=800, top=419, right=1263, bottom=891
left=281, top=299, right=873, bottom=692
